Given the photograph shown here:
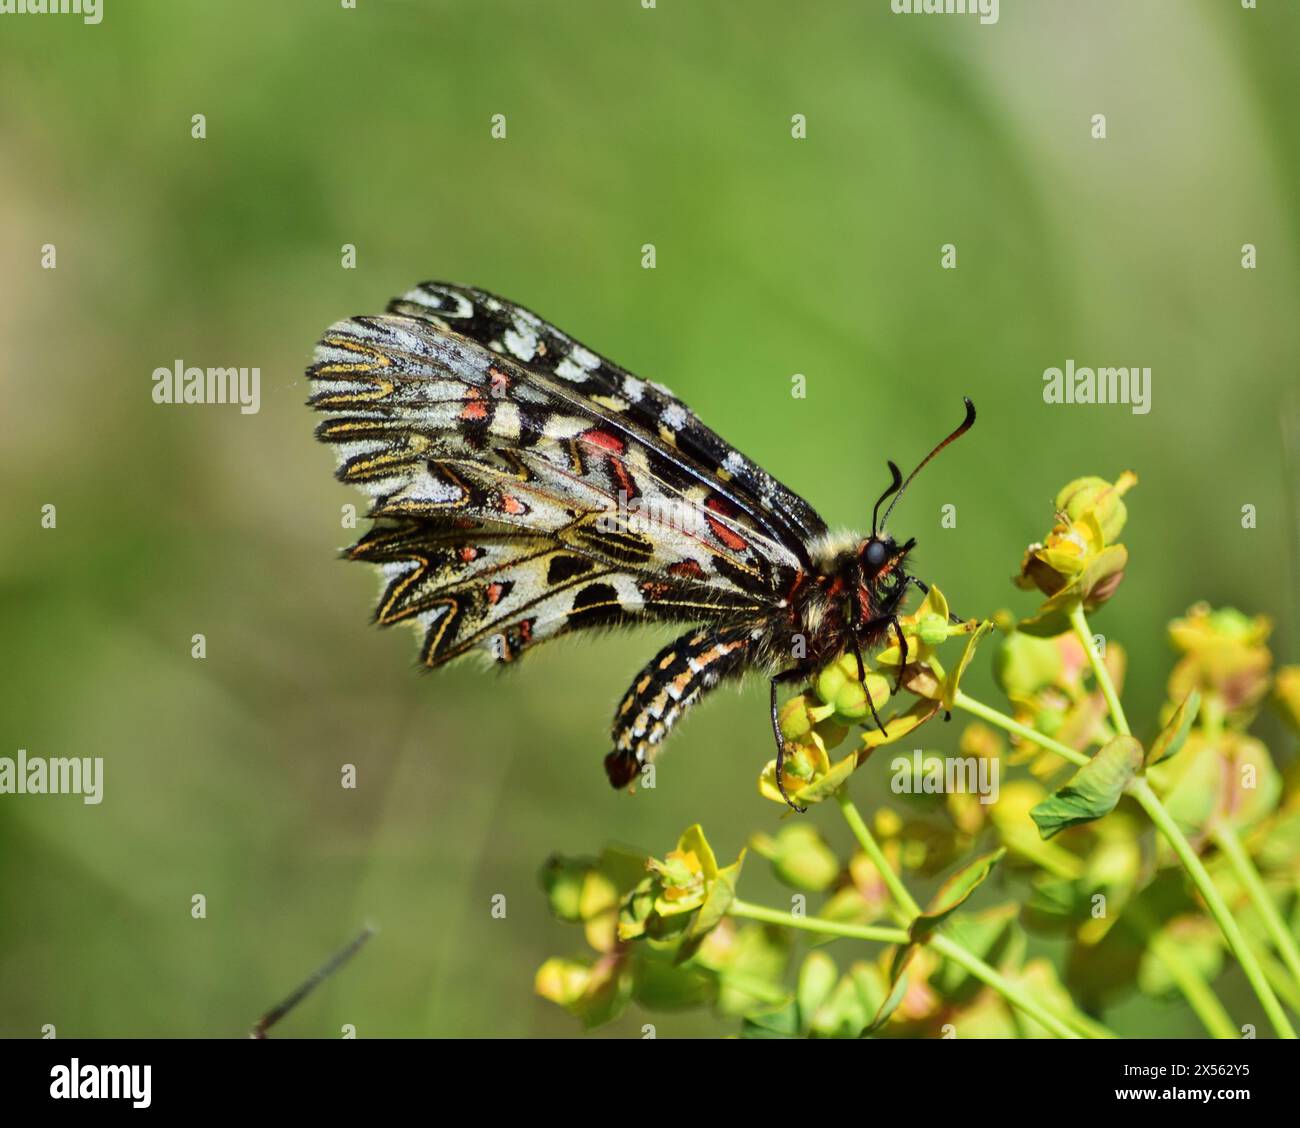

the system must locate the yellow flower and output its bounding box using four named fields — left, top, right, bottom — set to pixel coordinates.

left=1167, top=603, right=1272, bottom=719
left=1015, top=472, right=1136, bottom=623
